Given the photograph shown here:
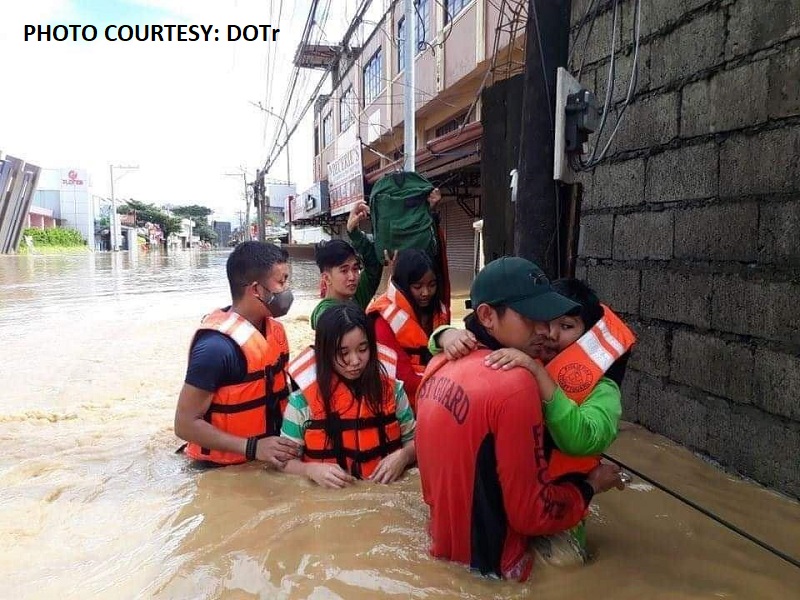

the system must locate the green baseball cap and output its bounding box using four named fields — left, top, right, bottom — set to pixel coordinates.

left=469, top=256, right=580, bottom=321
